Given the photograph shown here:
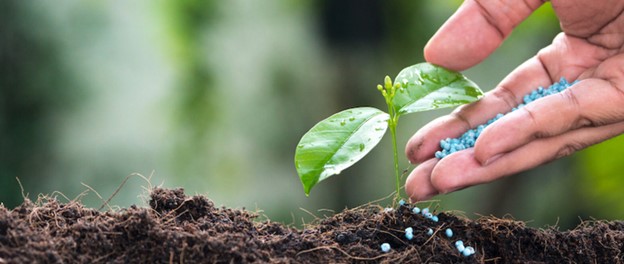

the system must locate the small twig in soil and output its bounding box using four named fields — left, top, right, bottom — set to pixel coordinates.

left=423, top=225, right=446, bottom=246
left=138, top=171, right=158, bottom=204
left=49, top=191, right=72, bottom=203
left=396, top=252, right=423, bottom=264
left=27, top=207, right=43, bottom=227
left=92, top=253, right=115, bottom=263
left=99, top=172, right=153, bottom=211
left=296, top=245, right=387, bottom=261
left=288, top=211, right=296, bottom=227
left=164, top=209, right=189, bottom=224
left=377, top=229, right=409, bottom=246
left=422, top=255, right=435, bottom=263
left=81, top=182, right=114, bottom=211
left=72, top=189, right=91, bottom=203
left=15, top=177, right=29, bottom=201
left=101, top=231, right=124, bottom=236
left=317, top=208, right=336, bottom=218
left=484, top=256, right=502, bottom=262
left=551, top=216, right=561, bottom=230
left=180, top=244, right=186, bottom=264
left=364, top=191, right=396, bottom=208
left=299, top=207, right=320, bottom=223
left=157, top=198, right=196, bottom=223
